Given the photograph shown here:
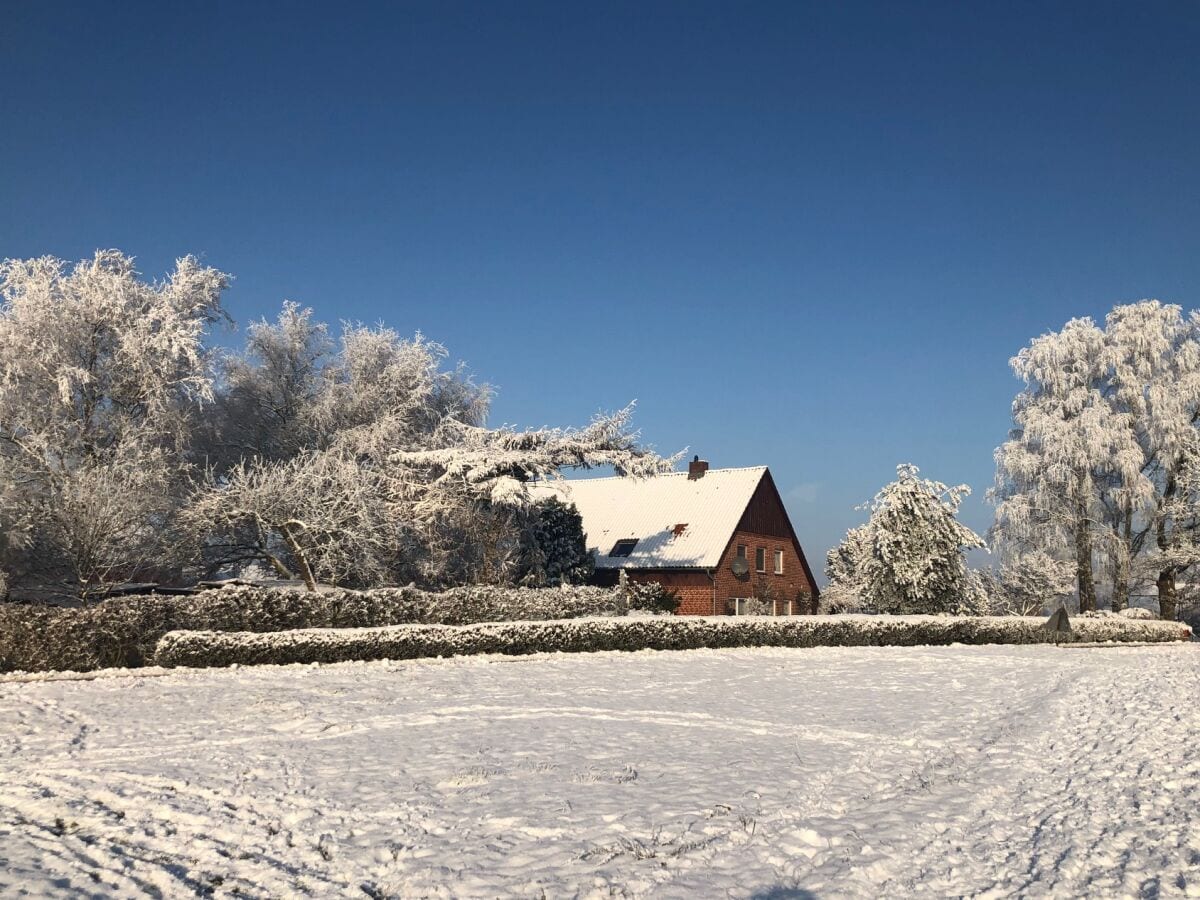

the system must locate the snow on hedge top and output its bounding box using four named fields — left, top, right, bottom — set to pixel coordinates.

left=531, top=466, right=767, bottom=569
